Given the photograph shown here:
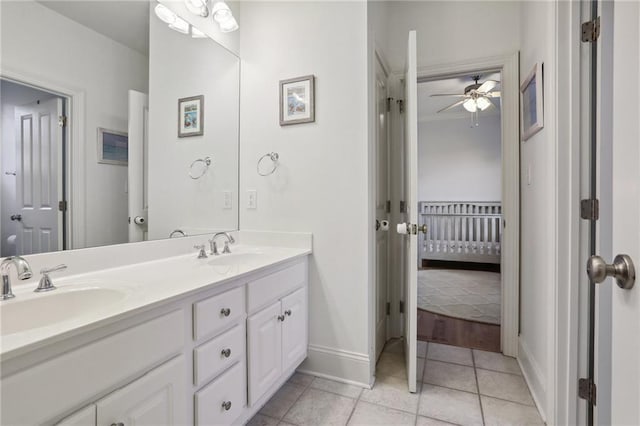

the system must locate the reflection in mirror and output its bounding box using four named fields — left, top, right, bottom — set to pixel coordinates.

left=0, top=0, right=240, bottom=257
